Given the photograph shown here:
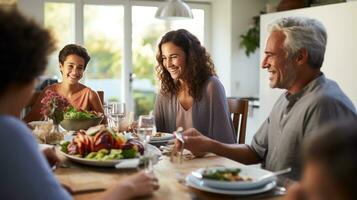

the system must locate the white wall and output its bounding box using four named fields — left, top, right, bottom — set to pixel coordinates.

left=17, top=0, right=43, bottom=24
left=259, top=2, right=357, bottom=121
left=211, top=0, right=232, bottom=95
left=211, top=0, right=265, bottom=97
left=210, top=0, right=267, bottom=144
left=230, top=0, right=265, bottom=98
